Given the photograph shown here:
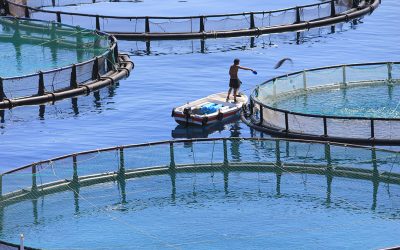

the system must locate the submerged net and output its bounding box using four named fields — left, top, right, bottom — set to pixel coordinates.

left=123, top=22, right=348, bottom=56
left=251, top=62, right=400, bottom=141
left=0, top=138, right=399, bottom=249
left=0, top=17, right=116, bottom=100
